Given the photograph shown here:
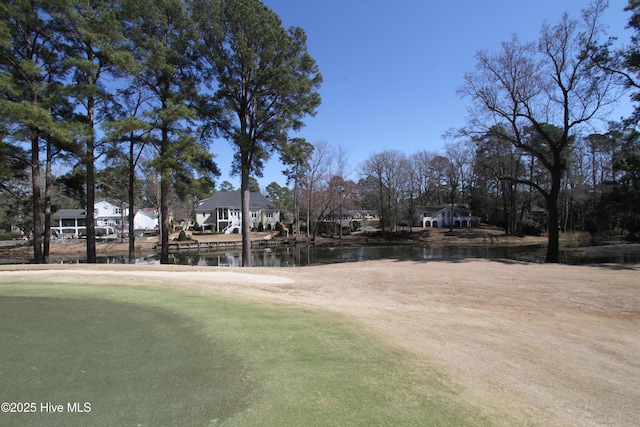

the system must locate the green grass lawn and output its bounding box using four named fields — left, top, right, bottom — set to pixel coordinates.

left=0, top=281, right=489, bottom=426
